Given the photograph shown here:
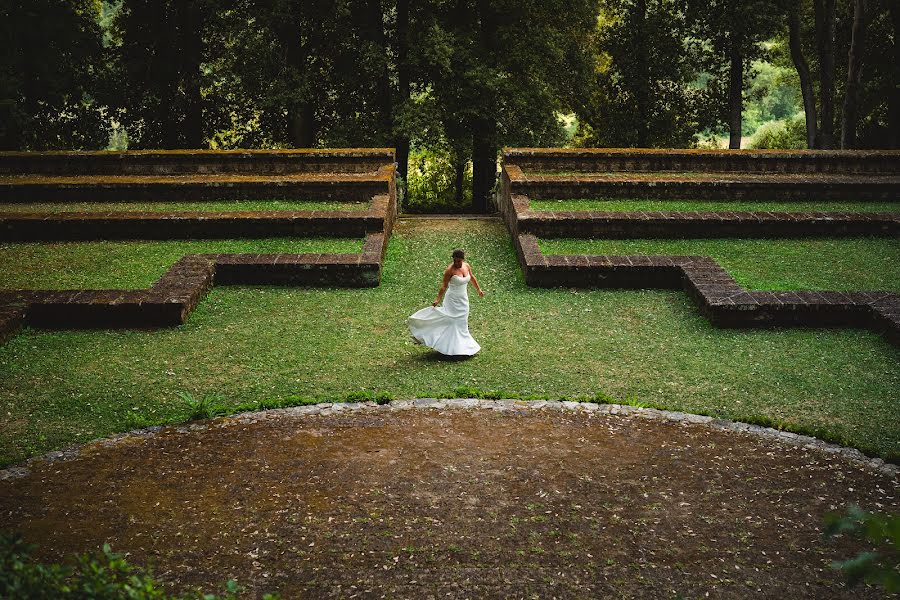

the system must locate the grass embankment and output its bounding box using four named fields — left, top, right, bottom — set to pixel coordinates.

left=0, top=238, right=364, bottom=289
left=540, top=237, right=900, bottom=292
left=529, top=199, right=900, bottom=213
left=0, top=220, right=897, bottom=464
left=0, top=200, right=369, bottom=213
